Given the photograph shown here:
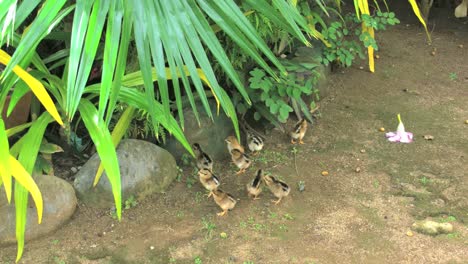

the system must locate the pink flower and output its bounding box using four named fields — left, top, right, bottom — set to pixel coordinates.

left=386, top=114, right=413, bottom=143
